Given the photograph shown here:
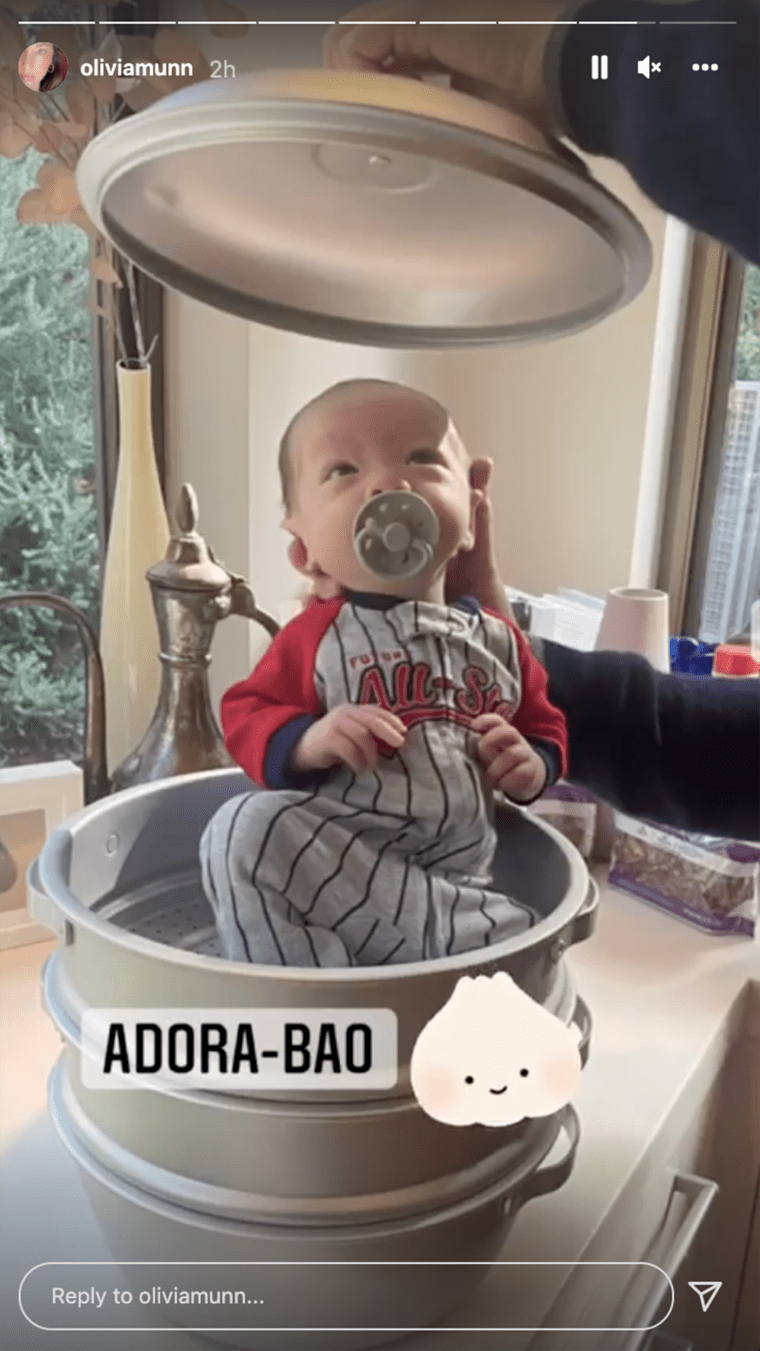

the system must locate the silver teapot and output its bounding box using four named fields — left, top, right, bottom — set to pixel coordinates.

left=0, top=484, right=279, bottom=804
